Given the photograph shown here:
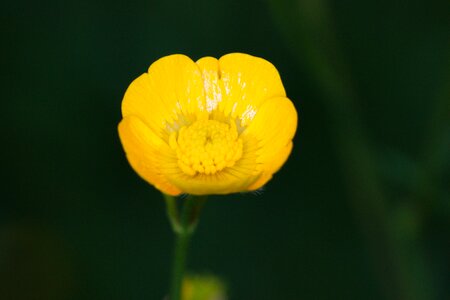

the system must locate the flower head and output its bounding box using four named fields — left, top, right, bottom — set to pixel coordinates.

left=118, top=53, right=297, bottom=195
